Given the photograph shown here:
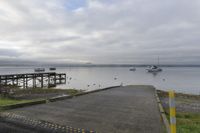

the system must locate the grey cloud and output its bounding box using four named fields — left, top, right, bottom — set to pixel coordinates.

left=0, top=0, right=200, bottom=65
left=38, top=36, right=81, bottom=43
left=0, top=48, right=21, bottom=57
